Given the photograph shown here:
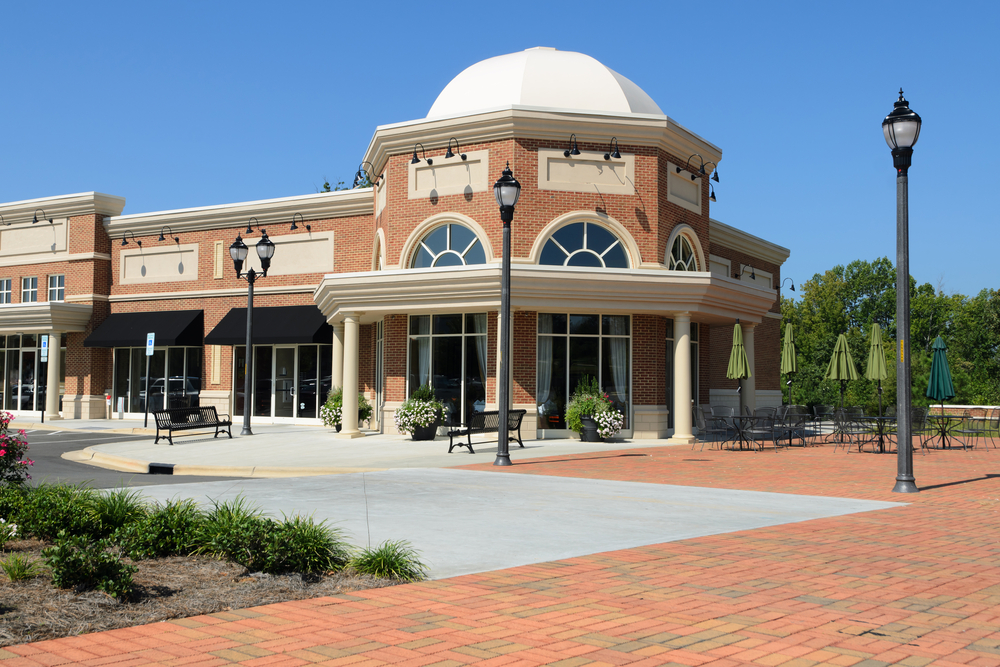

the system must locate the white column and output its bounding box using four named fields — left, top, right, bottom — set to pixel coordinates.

left=742, top=322, right=757, bottom=413
left=331, top=322, right=345, bottom=391
left=671, top=313, right=696, bottom=443
left=338, top=313, right=364, bottom=438
left=45, top=332, right=62, bottom=420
